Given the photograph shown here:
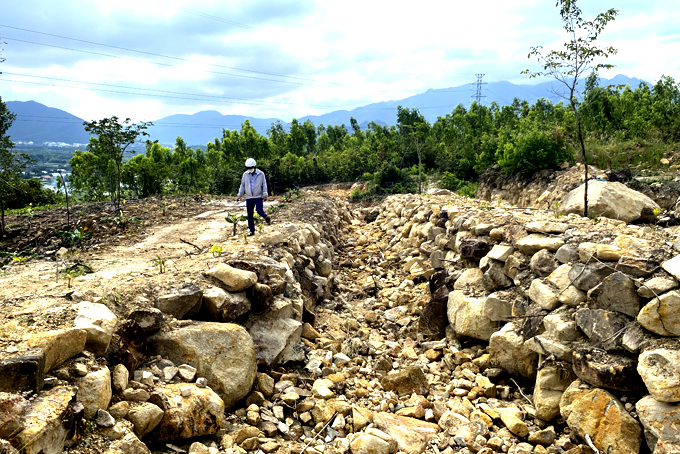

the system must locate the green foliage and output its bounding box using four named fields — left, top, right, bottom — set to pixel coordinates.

left=457, top=182, right=479, bottom=199
left=225, top=213, right=247, bottom=236
left=496, top=126, right=572, bottom=175
left=56, top=226, right=91, bottom=251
